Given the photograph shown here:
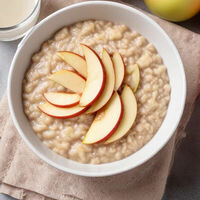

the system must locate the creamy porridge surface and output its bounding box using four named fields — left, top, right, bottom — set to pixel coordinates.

left=22, top=20, right=171, bottom=164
